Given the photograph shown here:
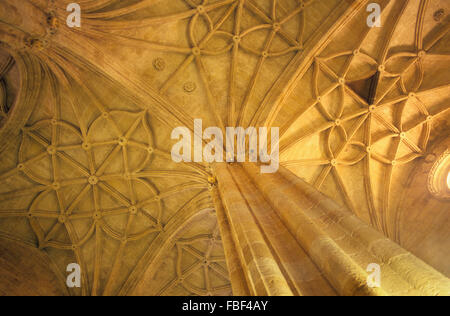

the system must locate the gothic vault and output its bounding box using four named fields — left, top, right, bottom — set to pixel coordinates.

left=0, top=0, right=448, bottom=296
